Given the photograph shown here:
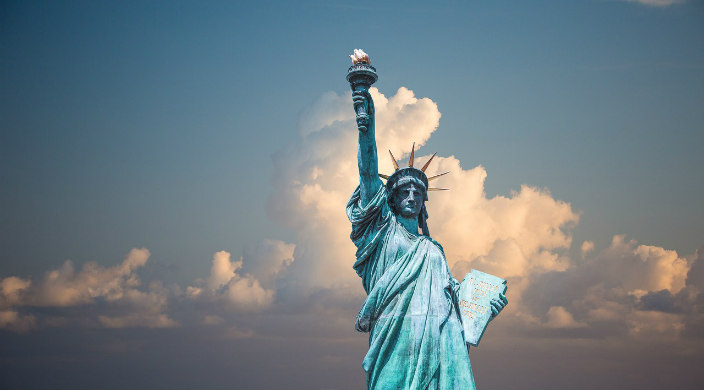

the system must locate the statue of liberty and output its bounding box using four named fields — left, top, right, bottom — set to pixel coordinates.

left=345, top=50, right=507, bottom=390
